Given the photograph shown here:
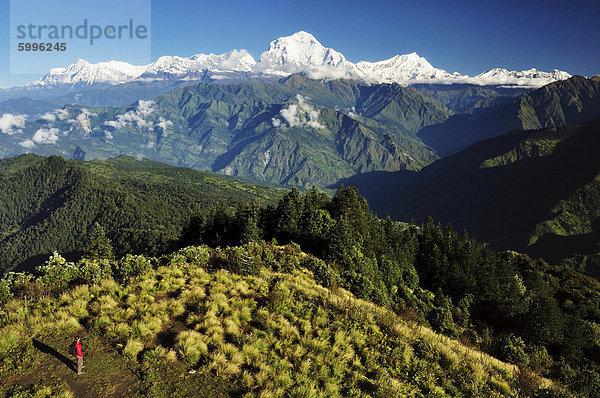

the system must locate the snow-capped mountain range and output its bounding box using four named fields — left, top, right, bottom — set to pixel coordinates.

left=28, top=31, right=571, bottom=88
